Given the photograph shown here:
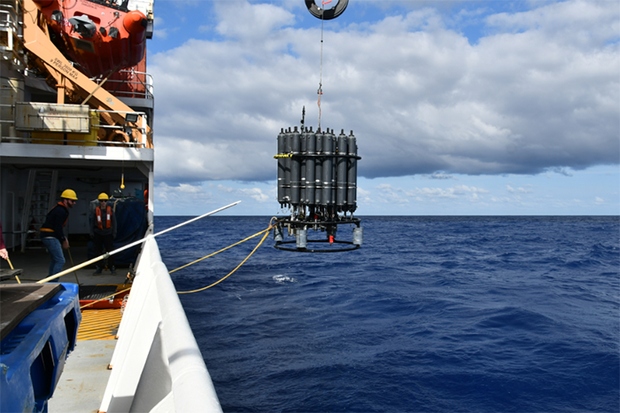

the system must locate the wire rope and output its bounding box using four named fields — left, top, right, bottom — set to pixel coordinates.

left=317, top=1, right=328, bottom=131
